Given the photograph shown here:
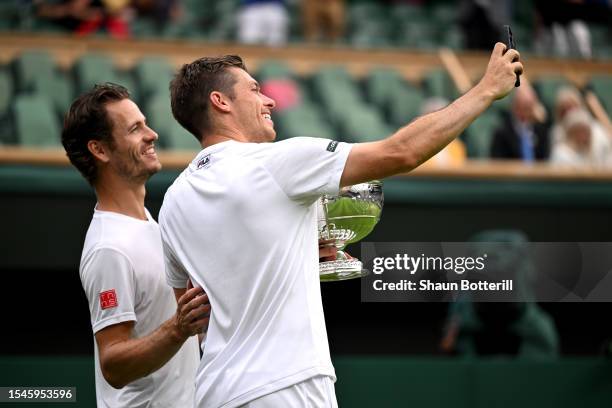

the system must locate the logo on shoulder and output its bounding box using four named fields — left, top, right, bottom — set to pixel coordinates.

left=326, top=141, right=339, bottom=152
left=197, top=154, right=212, bottom=170
left=100, top=289, right=118, bottom=310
